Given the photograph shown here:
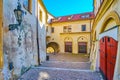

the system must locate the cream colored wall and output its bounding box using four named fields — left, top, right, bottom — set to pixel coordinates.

left=49, top=20, right=91, bottom=54
left=91, top=0, right=120, bottom=80
left=60, top=33, right=90, bottom=54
